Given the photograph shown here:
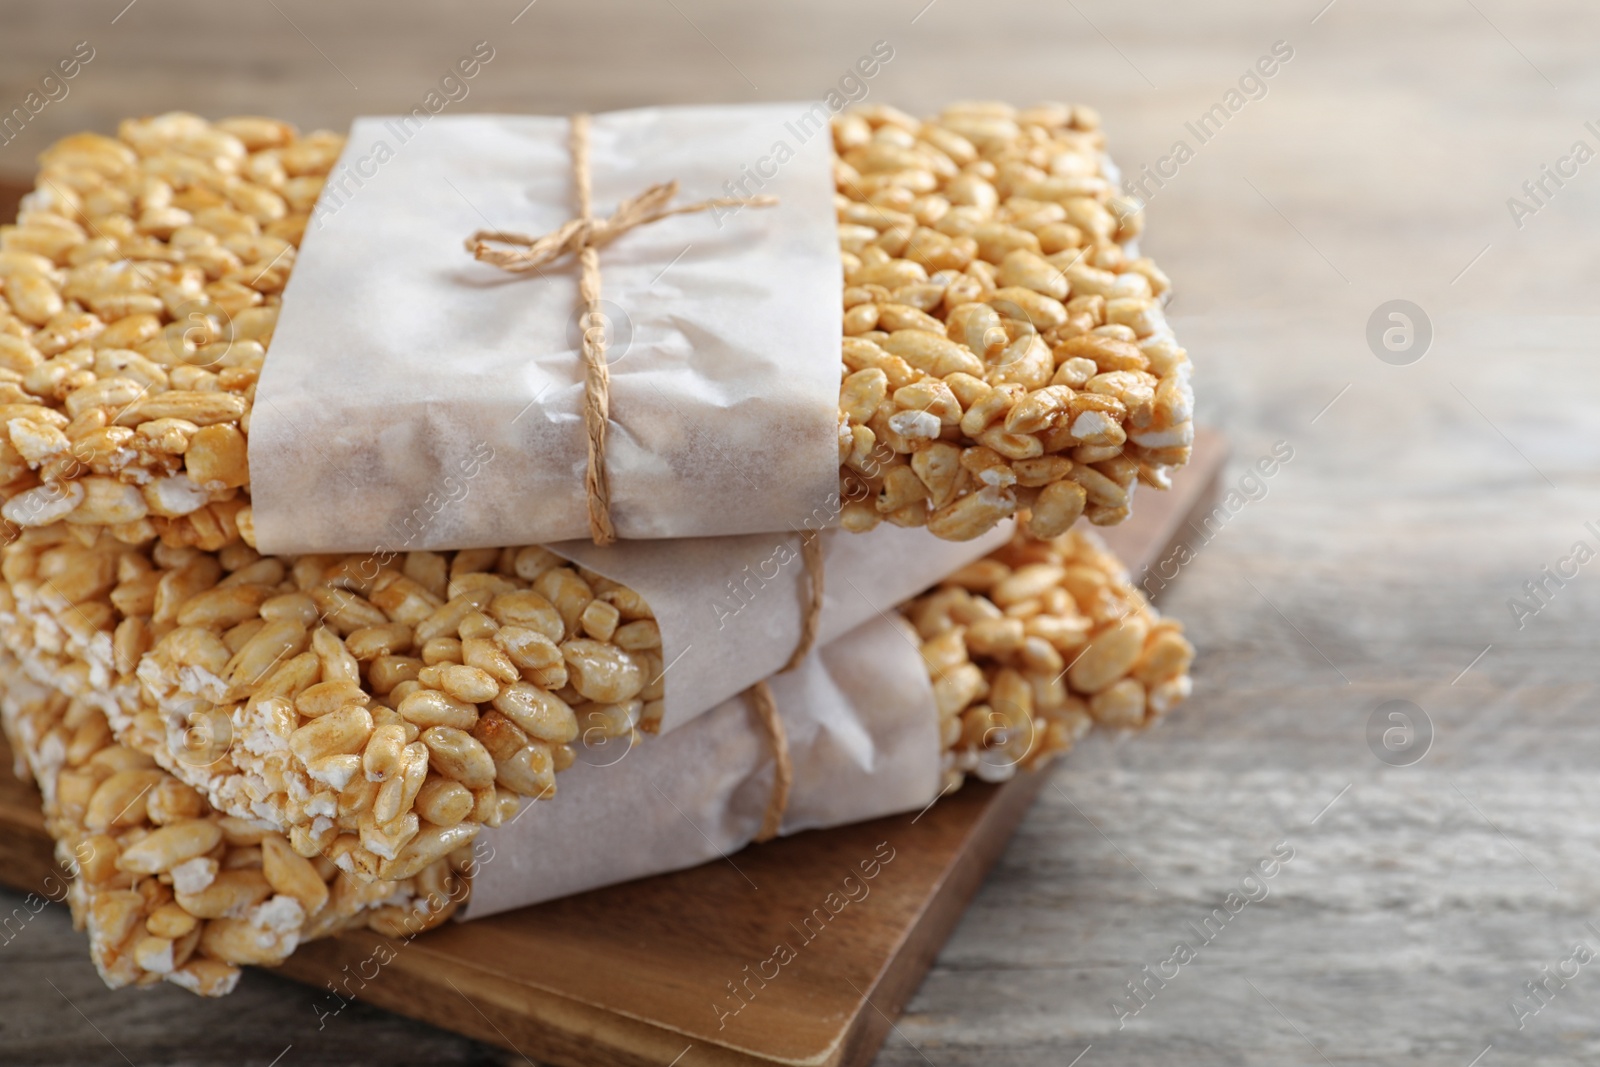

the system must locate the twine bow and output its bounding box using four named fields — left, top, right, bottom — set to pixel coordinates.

left=464, top=112, right=776, bottom=546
